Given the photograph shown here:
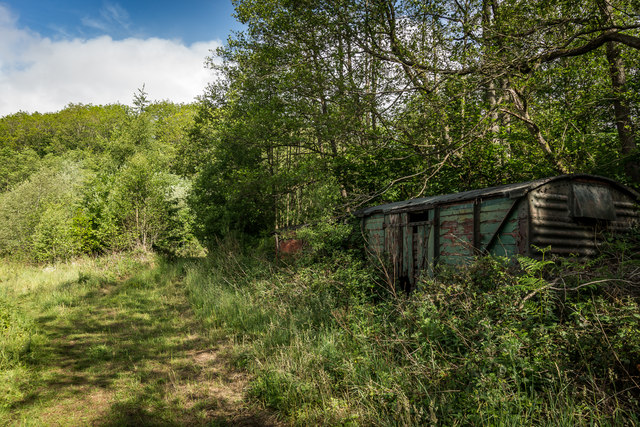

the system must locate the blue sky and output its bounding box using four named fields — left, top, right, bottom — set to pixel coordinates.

left=0, top=1, right=242, bottom=116
left=2, top=0, right=241, bottom=43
